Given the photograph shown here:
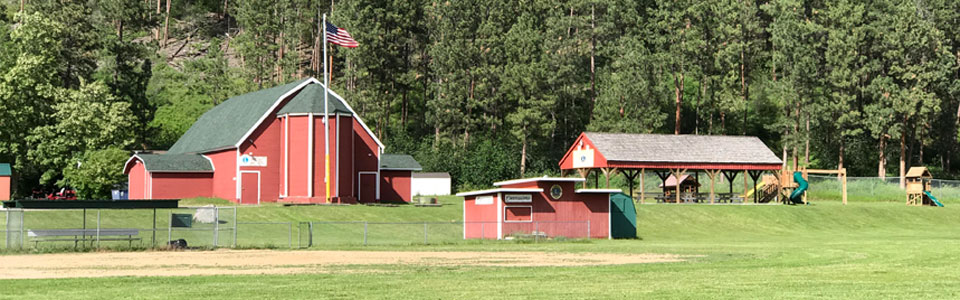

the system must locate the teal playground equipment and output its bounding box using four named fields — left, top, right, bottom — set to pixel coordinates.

left=789, top=171, right=808, bottom=205
left=923, top=191, right=944, bottom=207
